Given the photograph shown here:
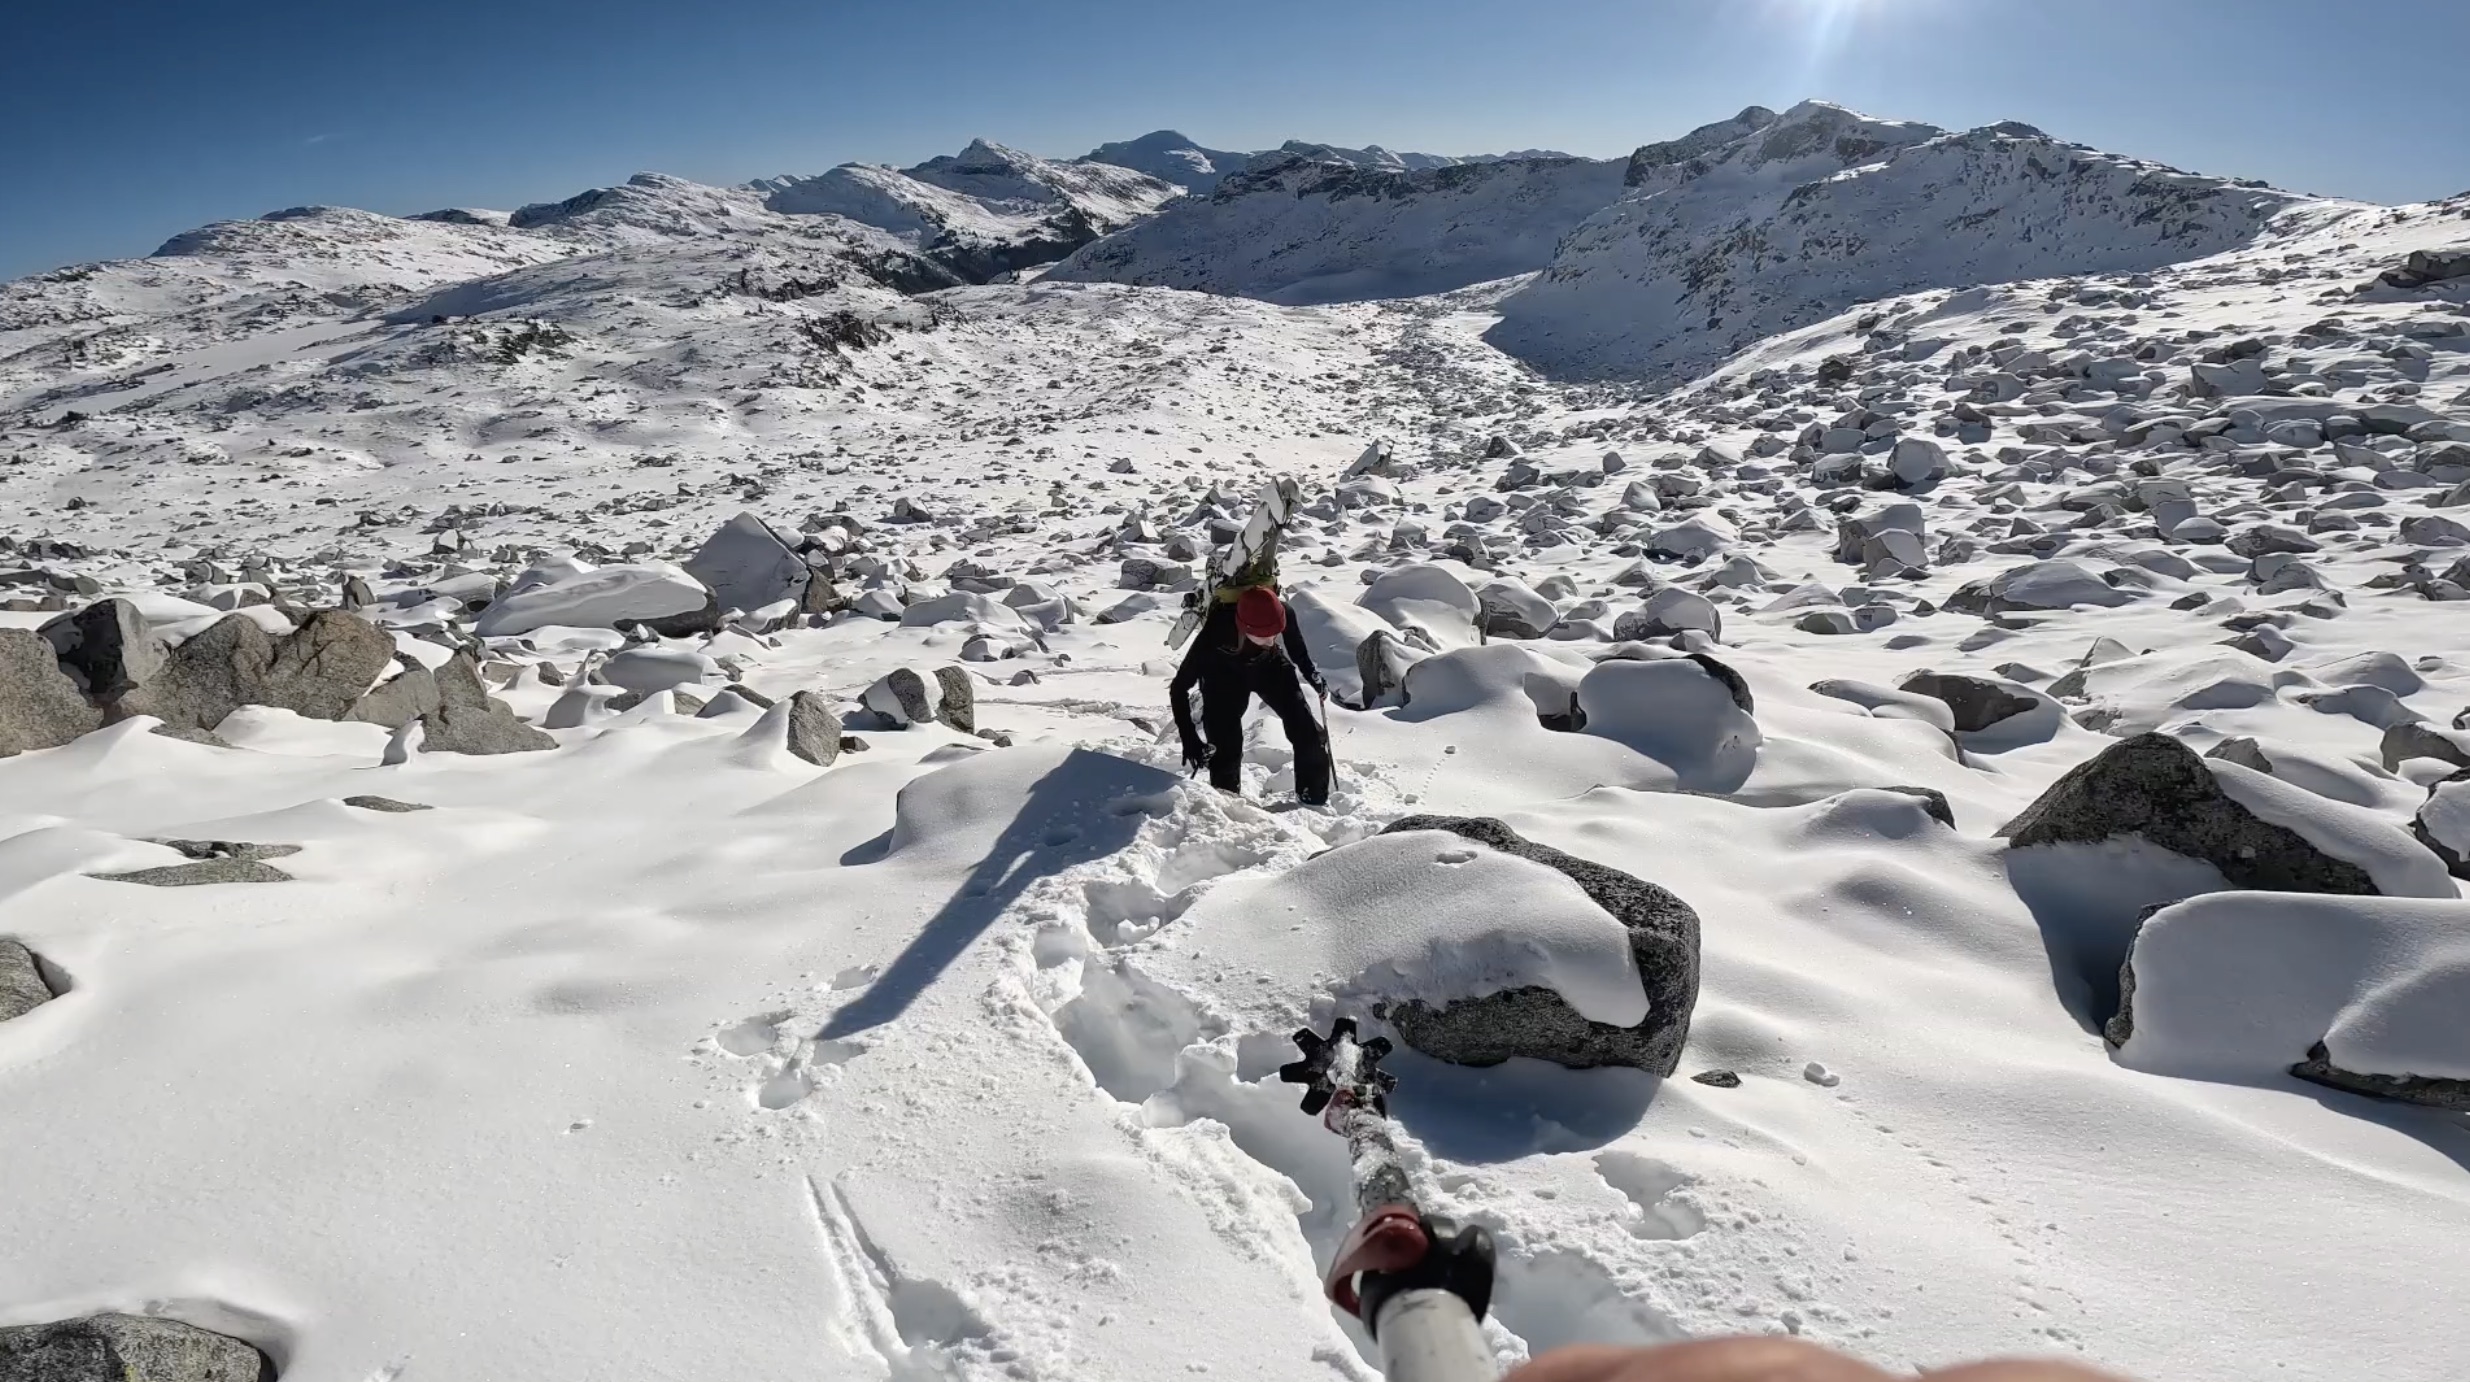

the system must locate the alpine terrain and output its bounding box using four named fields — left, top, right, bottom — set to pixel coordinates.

left=3, top=99, right=2469, bottom=1382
